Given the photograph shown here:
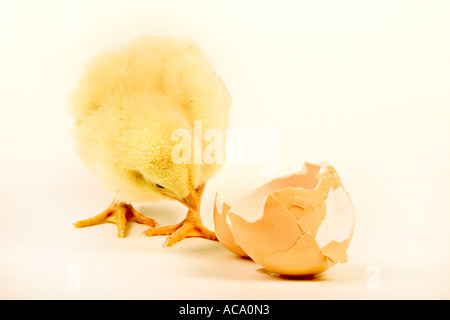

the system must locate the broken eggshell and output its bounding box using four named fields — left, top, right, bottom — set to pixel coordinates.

left=213, top=196, right=249, bottom=257
left=213, top=162, right=355, bottom=276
